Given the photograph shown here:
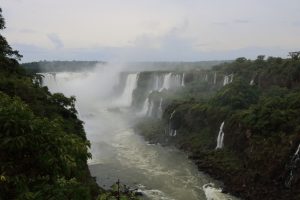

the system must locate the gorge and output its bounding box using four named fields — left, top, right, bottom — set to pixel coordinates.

left=40, top=64, right=239, bottom=200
